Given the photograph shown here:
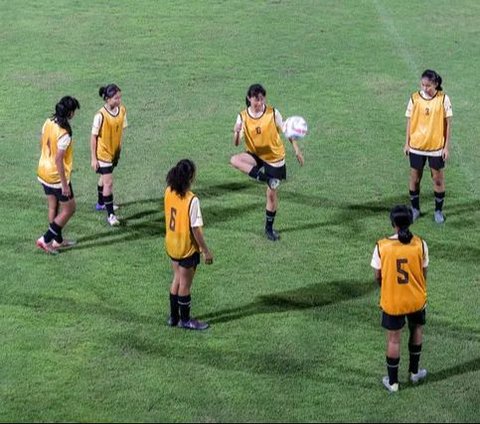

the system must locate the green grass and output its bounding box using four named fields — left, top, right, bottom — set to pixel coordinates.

left=1, top=0, right=479, bottom=421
